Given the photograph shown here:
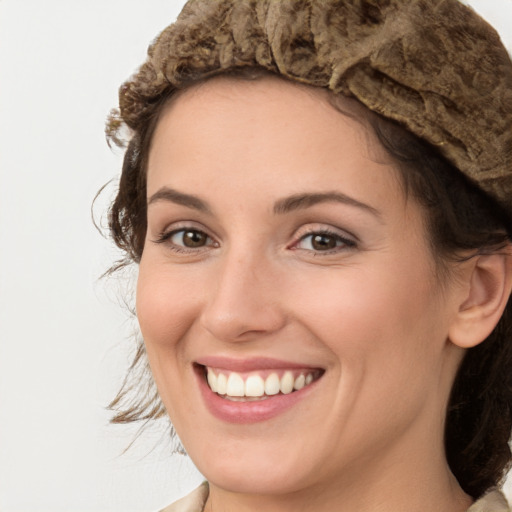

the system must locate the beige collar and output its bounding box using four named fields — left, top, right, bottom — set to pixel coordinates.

left=160, top=483, right=510, bottom=512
